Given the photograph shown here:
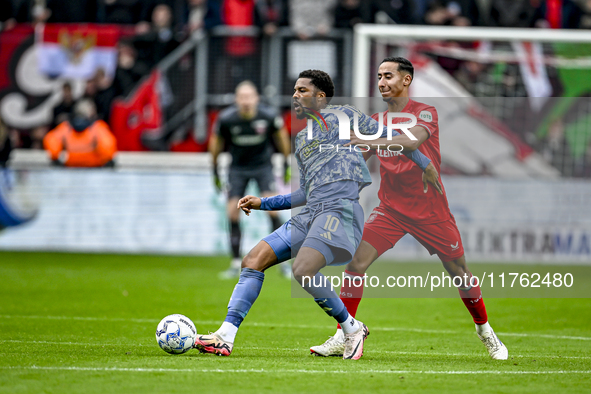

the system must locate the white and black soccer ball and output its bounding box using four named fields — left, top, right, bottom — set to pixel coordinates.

left=155, top=314, right=197, bottom=354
